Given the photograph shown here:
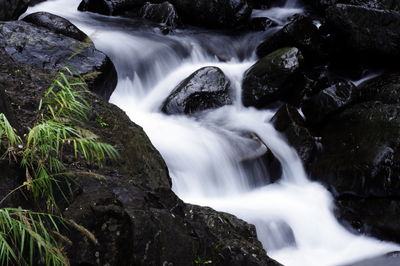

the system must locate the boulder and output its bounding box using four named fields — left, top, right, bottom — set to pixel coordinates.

left=23, top=12, right=92, bottom=43
left=0, top=51, right=280, bottom=266
left=0, top=0, right=30, bottom=21
left=0, top=21, right=117, bottom=100
left=271, top=104, right=317, bottom=166
left=326, top=4, right=400, bottom=60
left=301, top=79, right=355, bottom=124
left=256, top=15, right=325, bottom=63
left=139, top=1, right=180, bottom=28
left=242, top=47, right=304, bottom=108
left=78, top=0, right=144, bottom=17
left=170, top=0, right=252, bottom=28
left=162, top=66, right=233, bottom=115
left=303, top=0, right=400, bottom=12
